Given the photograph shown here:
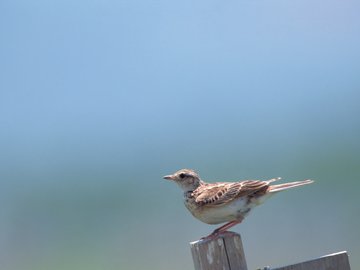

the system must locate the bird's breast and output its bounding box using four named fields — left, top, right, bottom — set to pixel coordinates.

left=183, top=196, right=254, bottom=225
